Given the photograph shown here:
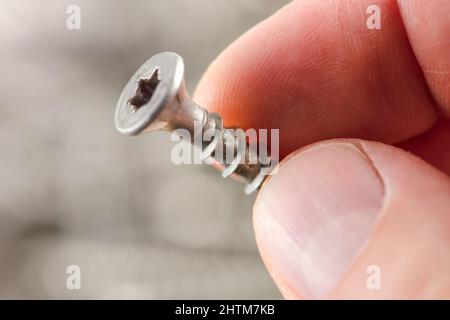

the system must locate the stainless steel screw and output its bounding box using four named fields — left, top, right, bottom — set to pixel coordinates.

left=114, top=52, right=271, bottom=194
